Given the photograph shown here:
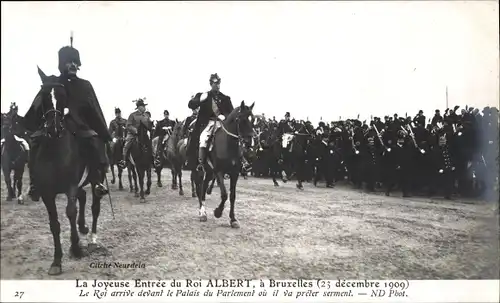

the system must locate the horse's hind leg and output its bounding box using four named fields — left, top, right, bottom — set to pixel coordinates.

left=77, top=188, right=89, bottom=234
left=171, top=168, right=177, bottom=189
left=157, top=166, right=163, bottom=187
left=213, top=171, right=228, bottom=219
left=145, top=168, right=152, bottom=195
left=228, top=172, right=240, bottom=228
left=177, top=167, right=184, bottom=196
left=207, top=176, right=216, bottom=195
left=42, top=194, right=63, bottom=275
left=66, top=187, right=83, bottom=259
left=127, top=167, right=134, bottom=193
